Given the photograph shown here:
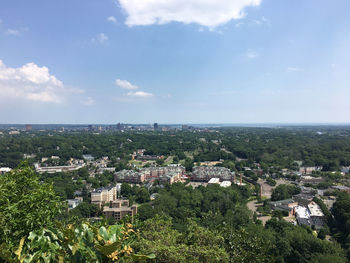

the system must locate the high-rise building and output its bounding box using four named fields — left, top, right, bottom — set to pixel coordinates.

left=153, top=123, right=159, bottom=130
